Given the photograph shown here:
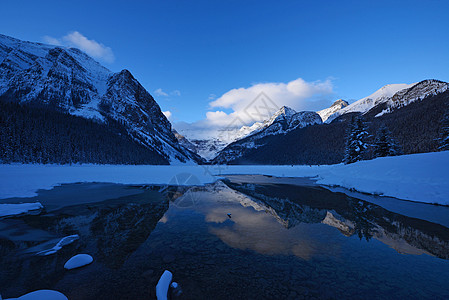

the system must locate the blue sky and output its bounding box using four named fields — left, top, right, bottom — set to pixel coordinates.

left=1, top=0, right=449, bottom=126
